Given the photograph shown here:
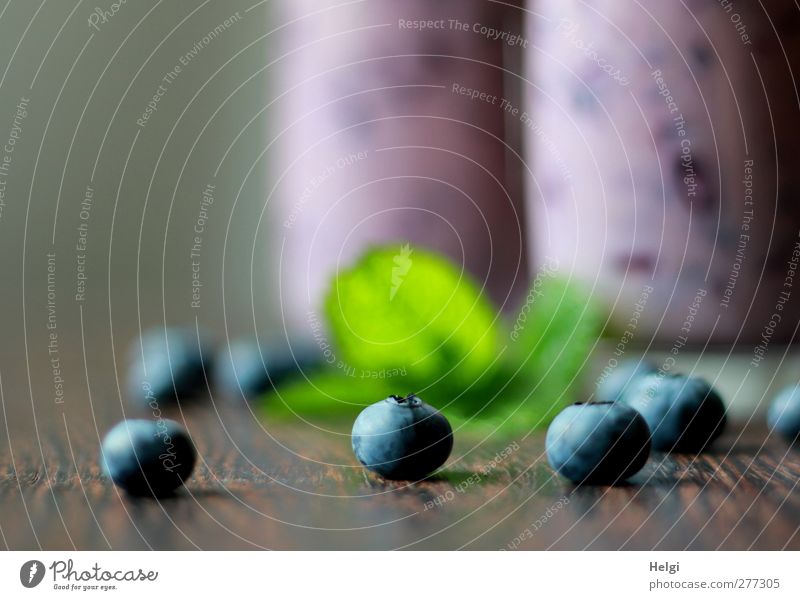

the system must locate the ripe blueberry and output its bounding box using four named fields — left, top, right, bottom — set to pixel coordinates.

left=546, top=402, right=651, bottom=485
left=596, top=358, right=658, bottom=403
left=101, top=419, right=196, bottom=497
left=215, top=338, right=321, bottom=399
left=351, top=394, right=453, bottom=480
left=767, top=385, right=800, bottom=443
left=127, top=327, right=214, bottom=405
left=621, top=373, right=726, bottom=453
